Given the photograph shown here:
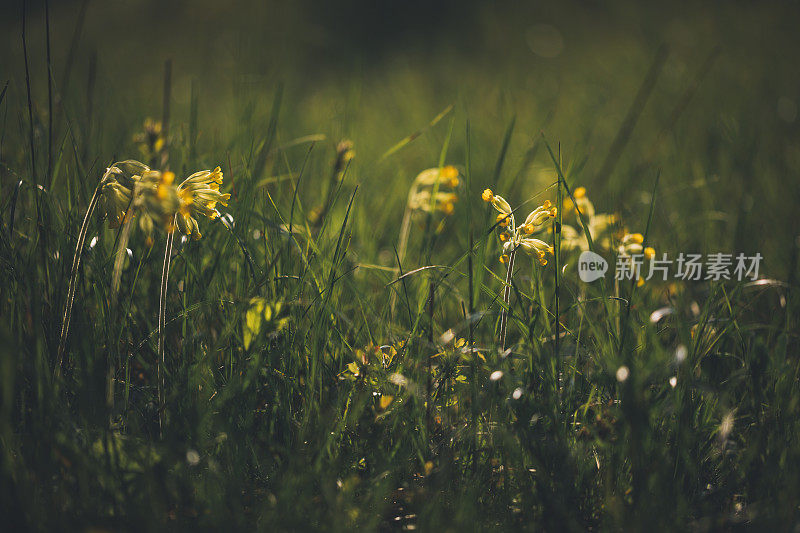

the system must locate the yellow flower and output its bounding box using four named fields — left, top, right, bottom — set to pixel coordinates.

left=518, top=237, right=552, bottom=258
left=522, top=204, right=555, bottom=231
left=98, top=160, right=150, bottom=228
left=627, top=233, right=644, bottom=244
left=618, top=232, right=647, bottom=256
left=100, top=180, right=134, bottom=229
left=484, top=189, right=556, bottom=266
left=644, top=246, right=656, bottom=259
left=563, top=186, right=595, bottom=218
left=441, top=165, right=459, bottom=187
left=135, top=169, right=182, bottom=234
left=175, top=167, right=230, bottom=240
left=407, top=166, right=460, bottom=216
left=490, top=194, right=512, bottom=215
